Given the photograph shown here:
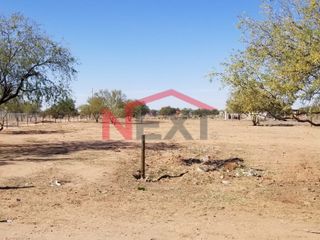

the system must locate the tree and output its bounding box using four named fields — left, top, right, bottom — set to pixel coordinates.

left=181, top=108, right=193, bottom=117
left=213, top=0, right=320, bottom=126
left=79, top=89, right=127, bottom=123
left=128, top=101, right=150, bottom=118
left=79, top=96, right=105, bottom=123
left=78, top=104, right=91, bottom=119
left=225, top=87, right=283, bottom=125
left=46, top=97, right=77, bottom=122
left=45, top=105, right=60, bottom=122
left=1, top=98, right=23, bottom=113
left=22, top=102, right=41, bottom=115
left=0, top=13, right=77, bottom=110
left=159, top=106, right=178, bottom=116
left=58, top=97, right=77, bottom=120
left=22, top=101, right=41, bottom=123
left=95, top=89, right=126, bottom=117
